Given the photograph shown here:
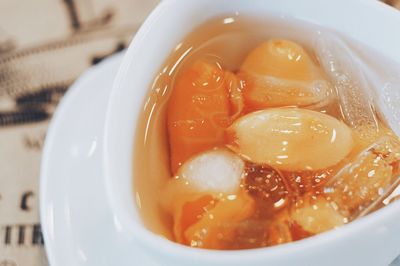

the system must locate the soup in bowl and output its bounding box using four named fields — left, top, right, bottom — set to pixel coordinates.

left=104, top=0, right=400, bottom=265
